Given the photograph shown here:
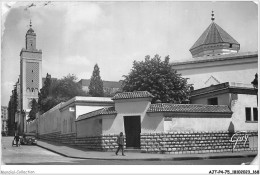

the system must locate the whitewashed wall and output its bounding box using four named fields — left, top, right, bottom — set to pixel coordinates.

left=37, top=103, right=62, bottom=135
left=26, top=120, right=36, bottom=133
left=164, top=115, right=231, bottom=132
left=231, top=94, right=258, bottom=131
left=76, top=116, right=102, bottom=137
